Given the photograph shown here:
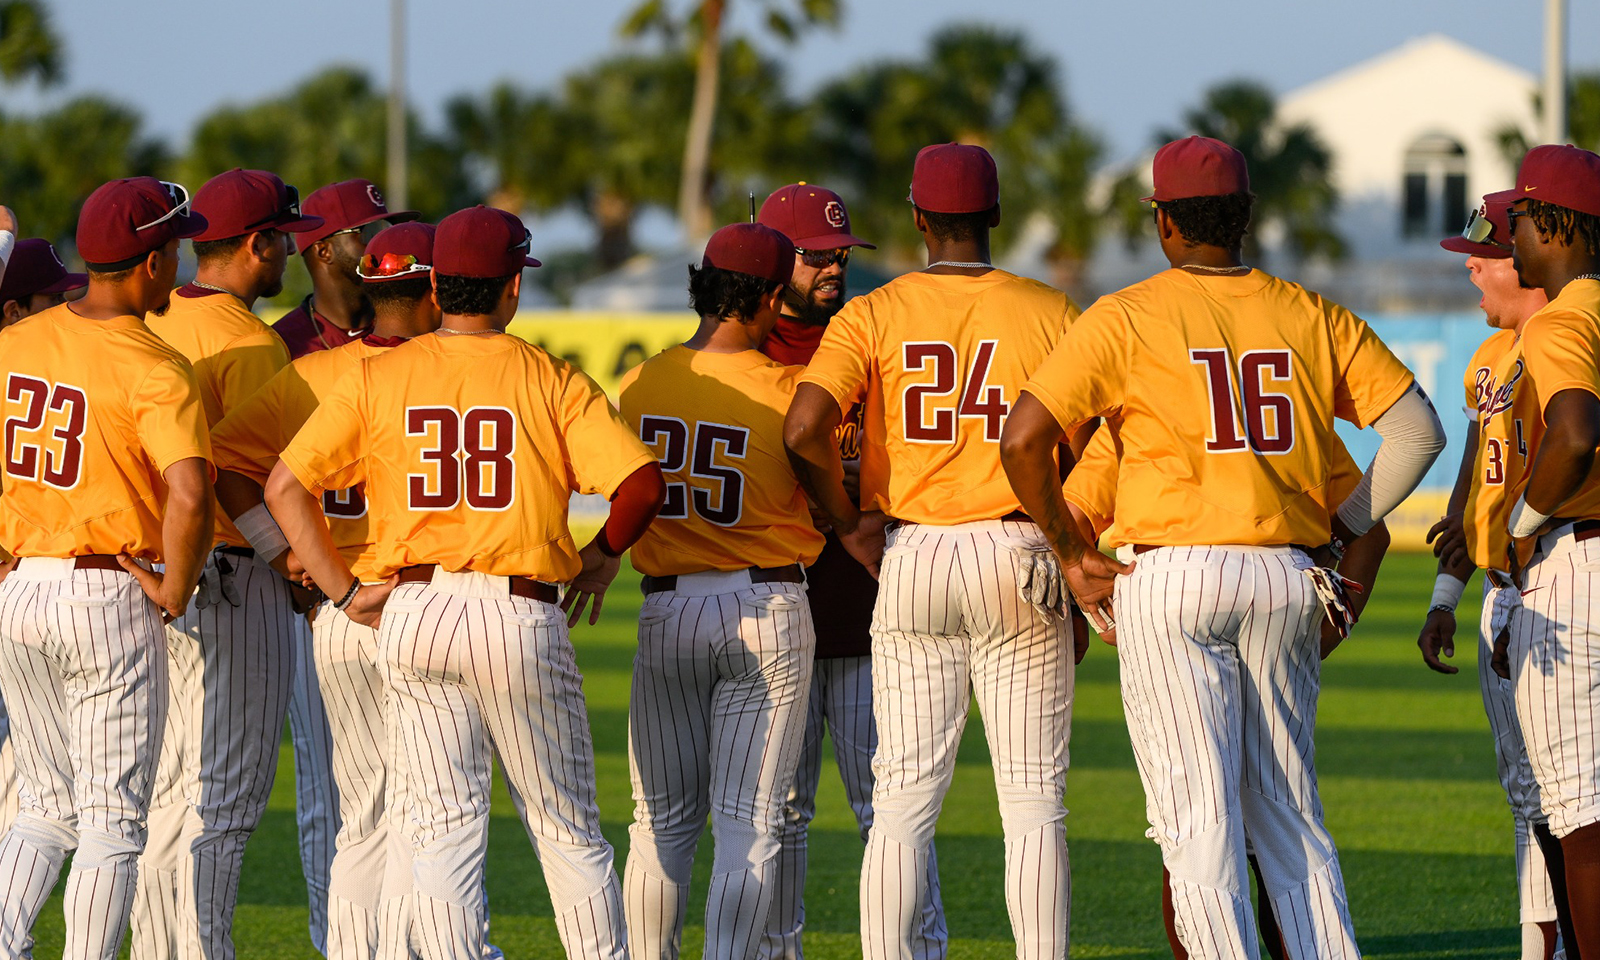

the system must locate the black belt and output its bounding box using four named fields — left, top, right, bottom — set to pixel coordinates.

left=396, top=564, right=559, bottom=604
left=217, top=545, right=255, bottom=559
left=641, top=563, right=805, bottom=596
